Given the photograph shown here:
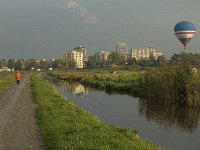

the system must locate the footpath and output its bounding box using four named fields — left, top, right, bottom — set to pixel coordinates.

left=0, top=74, right=45, bottom=150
